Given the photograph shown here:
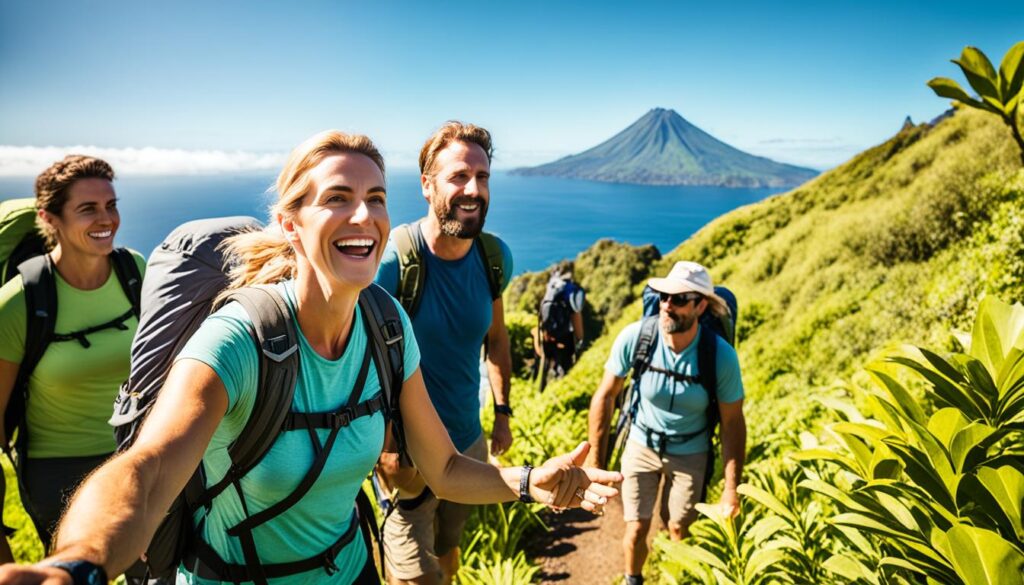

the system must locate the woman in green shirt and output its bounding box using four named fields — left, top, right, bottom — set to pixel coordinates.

left=0, top=156, right=144, bottom=555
